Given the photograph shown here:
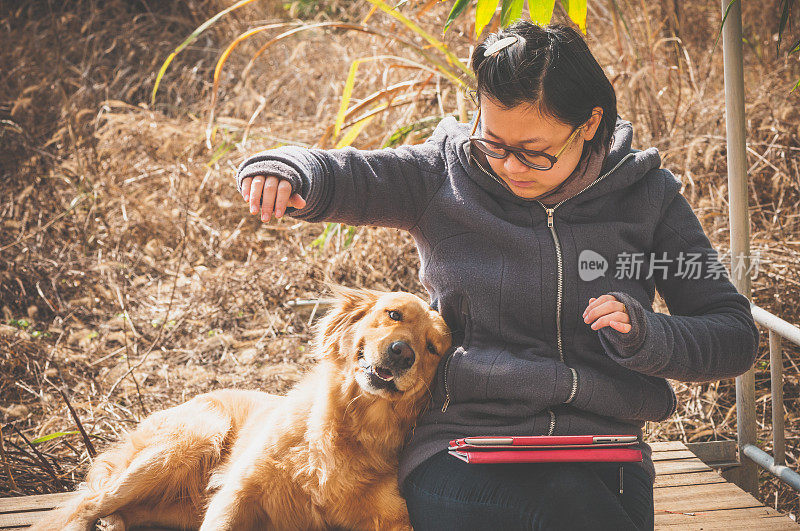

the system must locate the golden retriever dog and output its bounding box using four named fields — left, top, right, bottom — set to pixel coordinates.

left=32, top=284, right=451, bottom=531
